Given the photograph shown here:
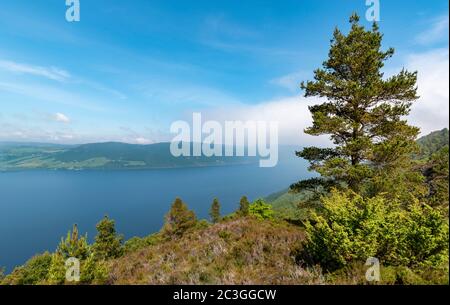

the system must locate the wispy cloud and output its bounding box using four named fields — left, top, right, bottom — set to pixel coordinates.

left=199, top=15, right=301, bottom=60
left=0, top=60, right=71, bottom=82
left=53, top=113, right=70, bottom=123
left=415, top=14, right=449, bottom=45
left=136, top=79, right=240, bottom=108
left=270, top=71, right=310, bottom=92
left=202, top=15, right=261, bottom=40
left=0, top=81, right=105, bottom=112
